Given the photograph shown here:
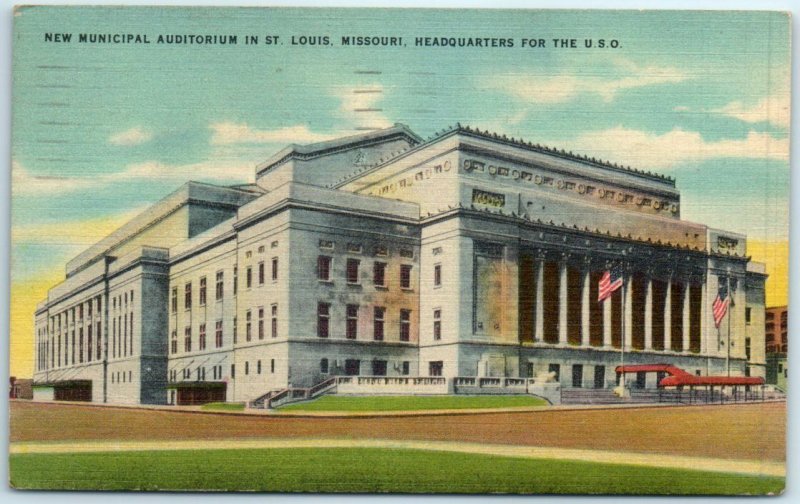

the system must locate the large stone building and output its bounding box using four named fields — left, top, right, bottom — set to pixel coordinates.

left=32, top=124, right=768, bottom=404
